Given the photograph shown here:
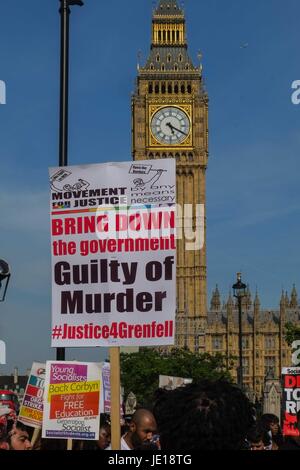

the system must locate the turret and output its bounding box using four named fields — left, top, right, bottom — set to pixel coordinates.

left=290, top=284, right=298, bottom=308
left=254, top=290, right=260, bottom=325
left=210, top=284, right=221, bottom=311
left=285, top=291, right=289, bottom=308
